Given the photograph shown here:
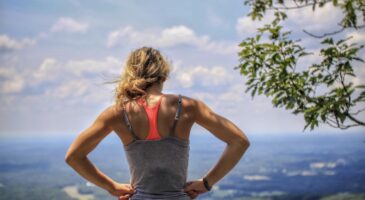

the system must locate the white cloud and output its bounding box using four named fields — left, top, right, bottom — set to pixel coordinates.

left=244, top=175, right=271, bottom=181
left=310, top=162, right=337, bottom=169
left=284, top=159, right=346, bottom=177
left=31, top=56, right=122, bottom=85
left=45, top=79, right=89, bottom=99
left=32, top=56, right=122, bottom=101
left=250, top=191, right=286, bottom=197
left=351, top=65, right=365, bottom=87
left=0, top=67, right=15, bottom=77
left=50, top=17, right=89, bottom=33
left=0, top=34, right=36, bottom=52
left=0, top=68, right=24, bottom=93
left=346, top=31, right=365, bottom=43
left=236, top=2, right=343, bottom=36
left=300, top=171, right=317, bottom=176
left=286, top=2, right=343, bottom=33
left=65, top=56, right=121, bottom=76
left=32, top=58, right=59, bottom=83
left=107, top=25, right=238, bottom=54
left=236, top=13, right=276, bottom=36
left=310, top=159, right=346, bottom=169
left=160, top=26, right=204, bottom=47
left=0, top=56, right=122, bottom=105
left=285, top=170, right=317, bottom=176
left=176, top=65, right=232, bottom=88
left=1, top=17, right=90, bottom=53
